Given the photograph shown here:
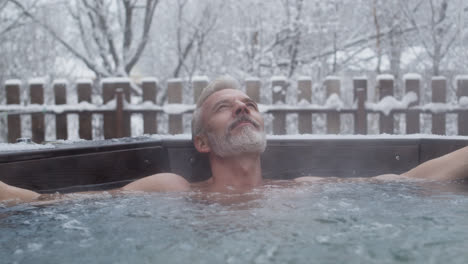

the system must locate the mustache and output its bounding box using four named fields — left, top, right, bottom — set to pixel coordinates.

left=228, top=115, right=260, bottom=131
